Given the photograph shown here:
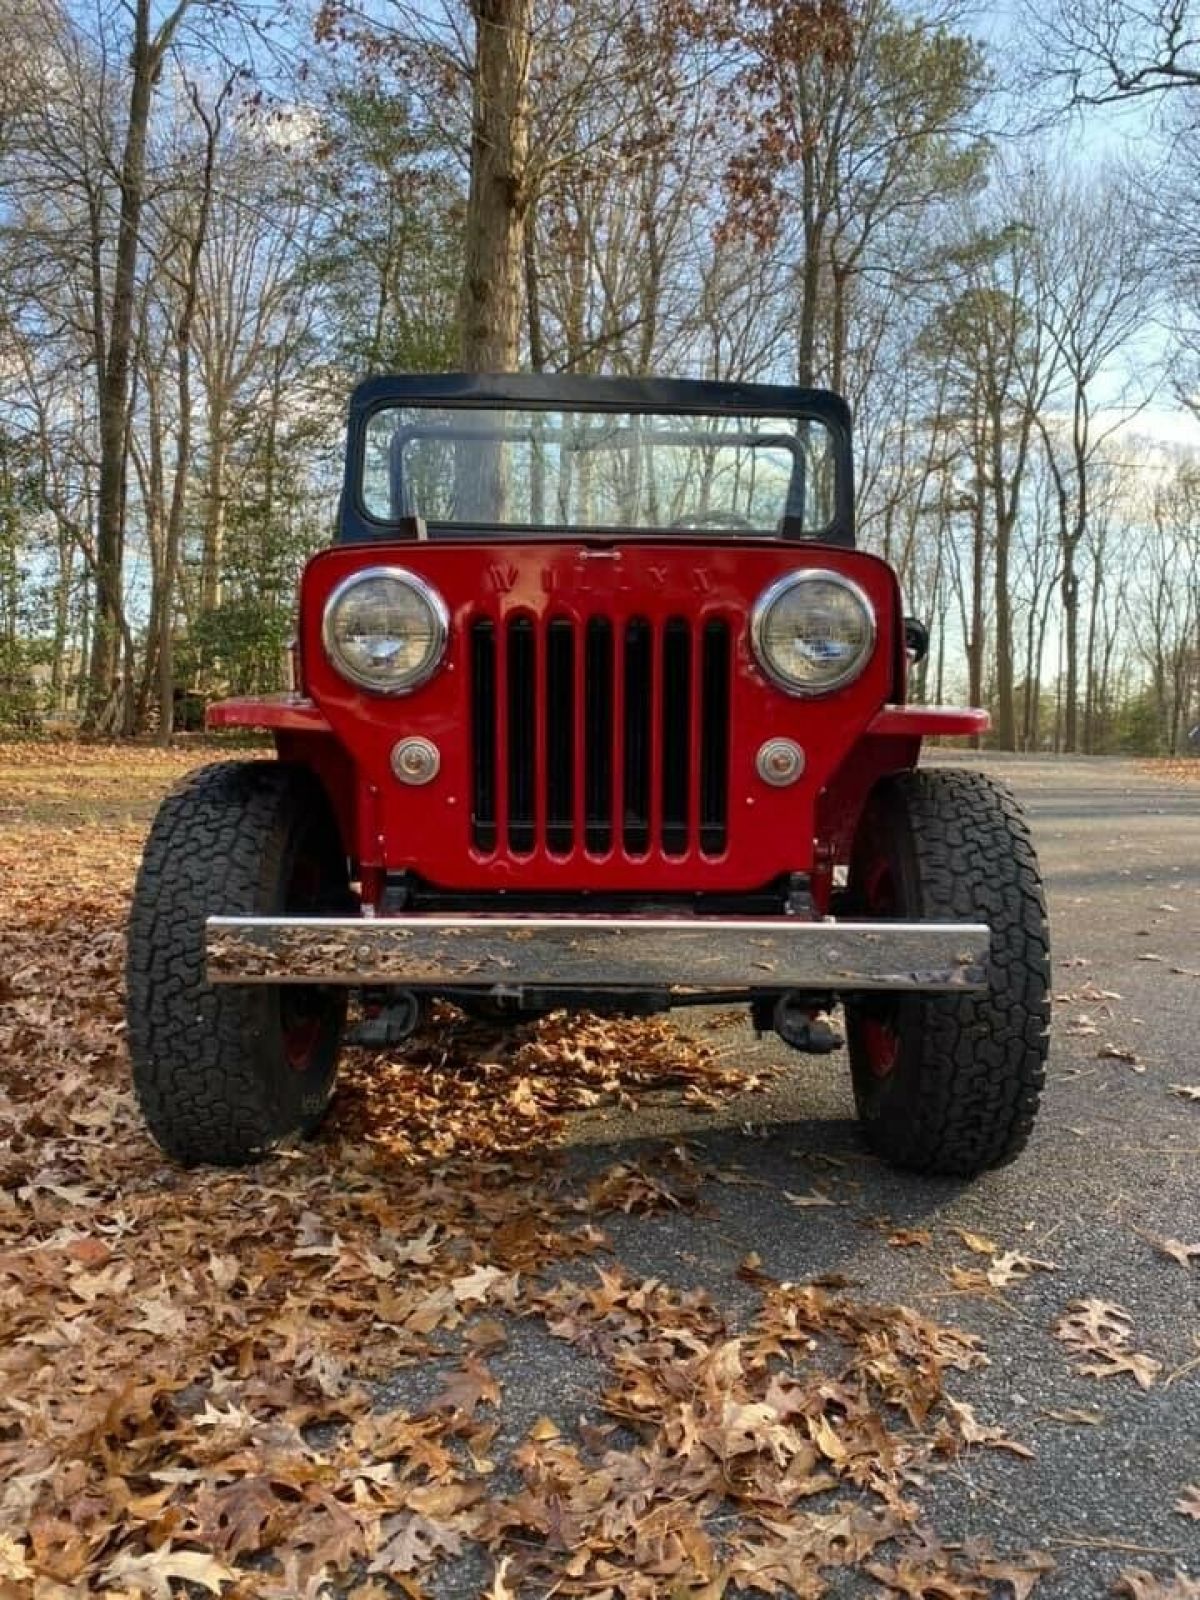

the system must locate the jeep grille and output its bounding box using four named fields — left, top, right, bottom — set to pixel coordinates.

left=469, top=613, right=731, bottom=860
